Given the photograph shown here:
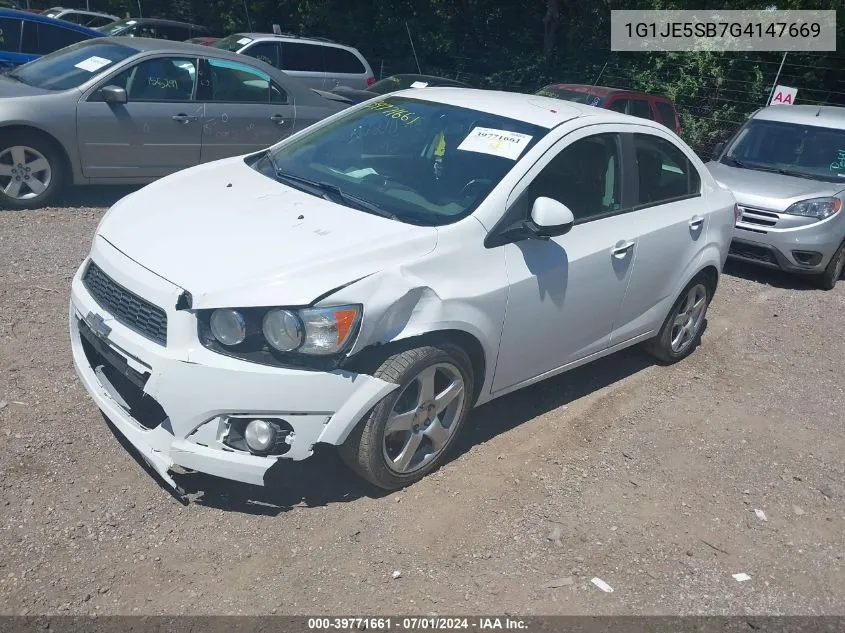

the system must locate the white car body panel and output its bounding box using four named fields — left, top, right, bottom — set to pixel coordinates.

left=70, top=88, right=735, bottom=493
